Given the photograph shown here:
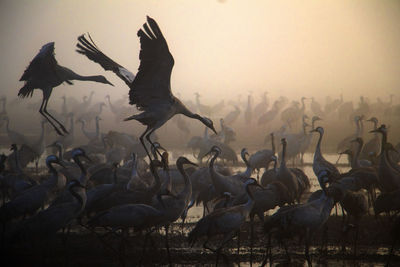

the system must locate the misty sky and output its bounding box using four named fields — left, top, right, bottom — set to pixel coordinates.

left=1, top=0, right=399, bottom=105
